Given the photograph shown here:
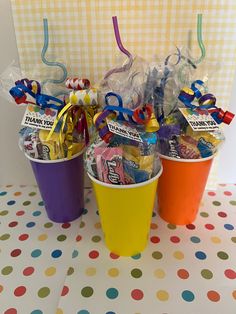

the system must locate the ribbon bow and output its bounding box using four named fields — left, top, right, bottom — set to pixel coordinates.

left=9, top=79, right=65, bottom=111
left=178, top=80, right=234, bottom=125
